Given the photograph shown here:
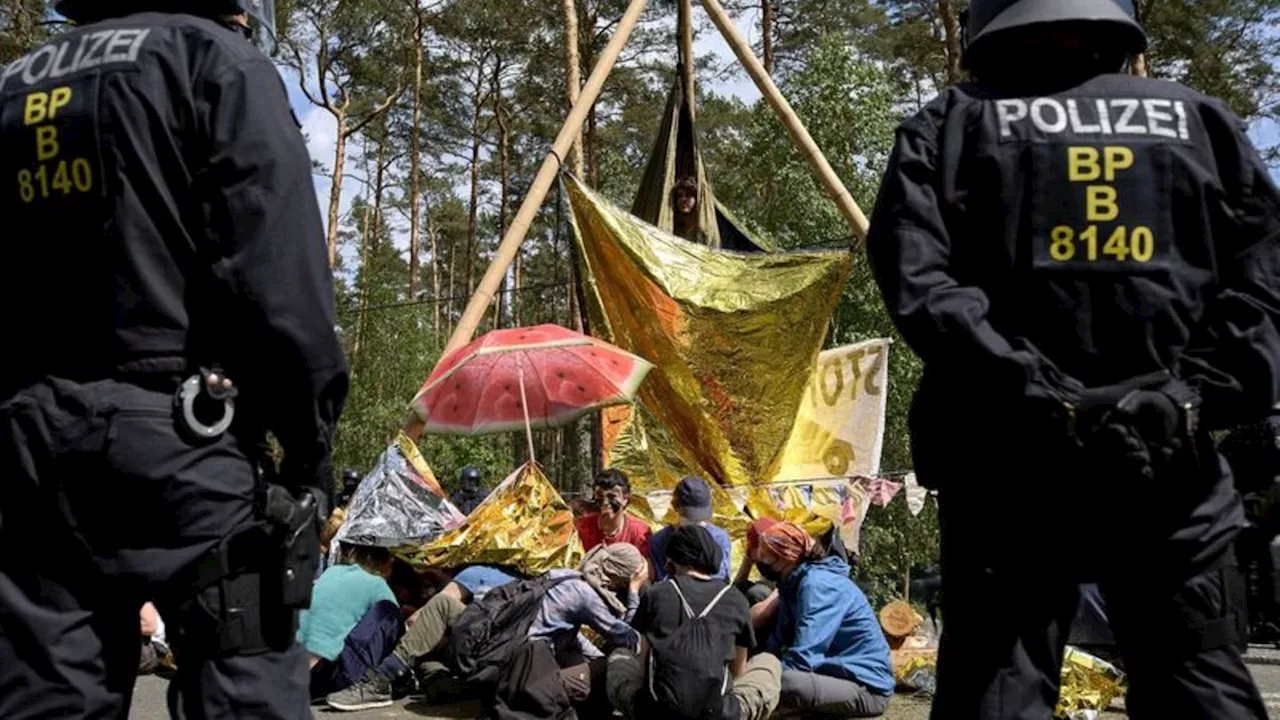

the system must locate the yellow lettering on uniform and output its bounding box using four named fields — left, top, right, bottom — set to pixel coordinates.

left=1086, top=186, right=1119, bottom=221
left=48, top=87, right=71, bottom=118
left=36, top=126, right=59, bottom=161
left=1068, top=147, right=1100, bottom=182
left=23, top=91, right=47, bottom=125
left=1103, top=146, right=1134, bottom=181
left=1050, top=226, right=1076, bottom=261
